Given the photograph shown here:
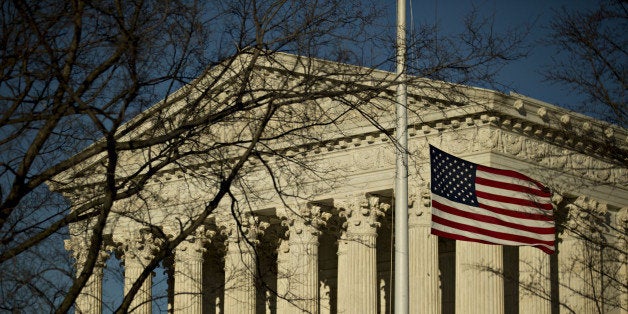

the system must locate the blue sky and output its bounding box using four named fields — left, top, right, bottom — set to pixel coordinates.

left=384, top=0, right=599, bottom=111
